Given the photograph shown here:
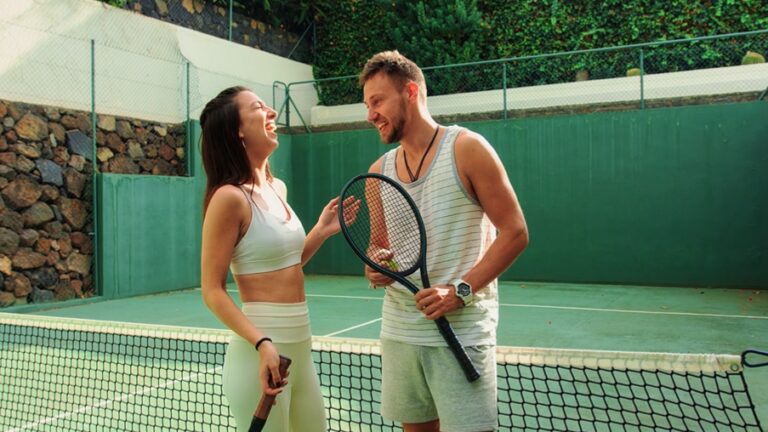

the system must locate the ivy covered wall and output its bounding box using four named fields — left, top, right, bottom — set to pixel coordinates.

left=313, top=0, right=768, bottom=105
